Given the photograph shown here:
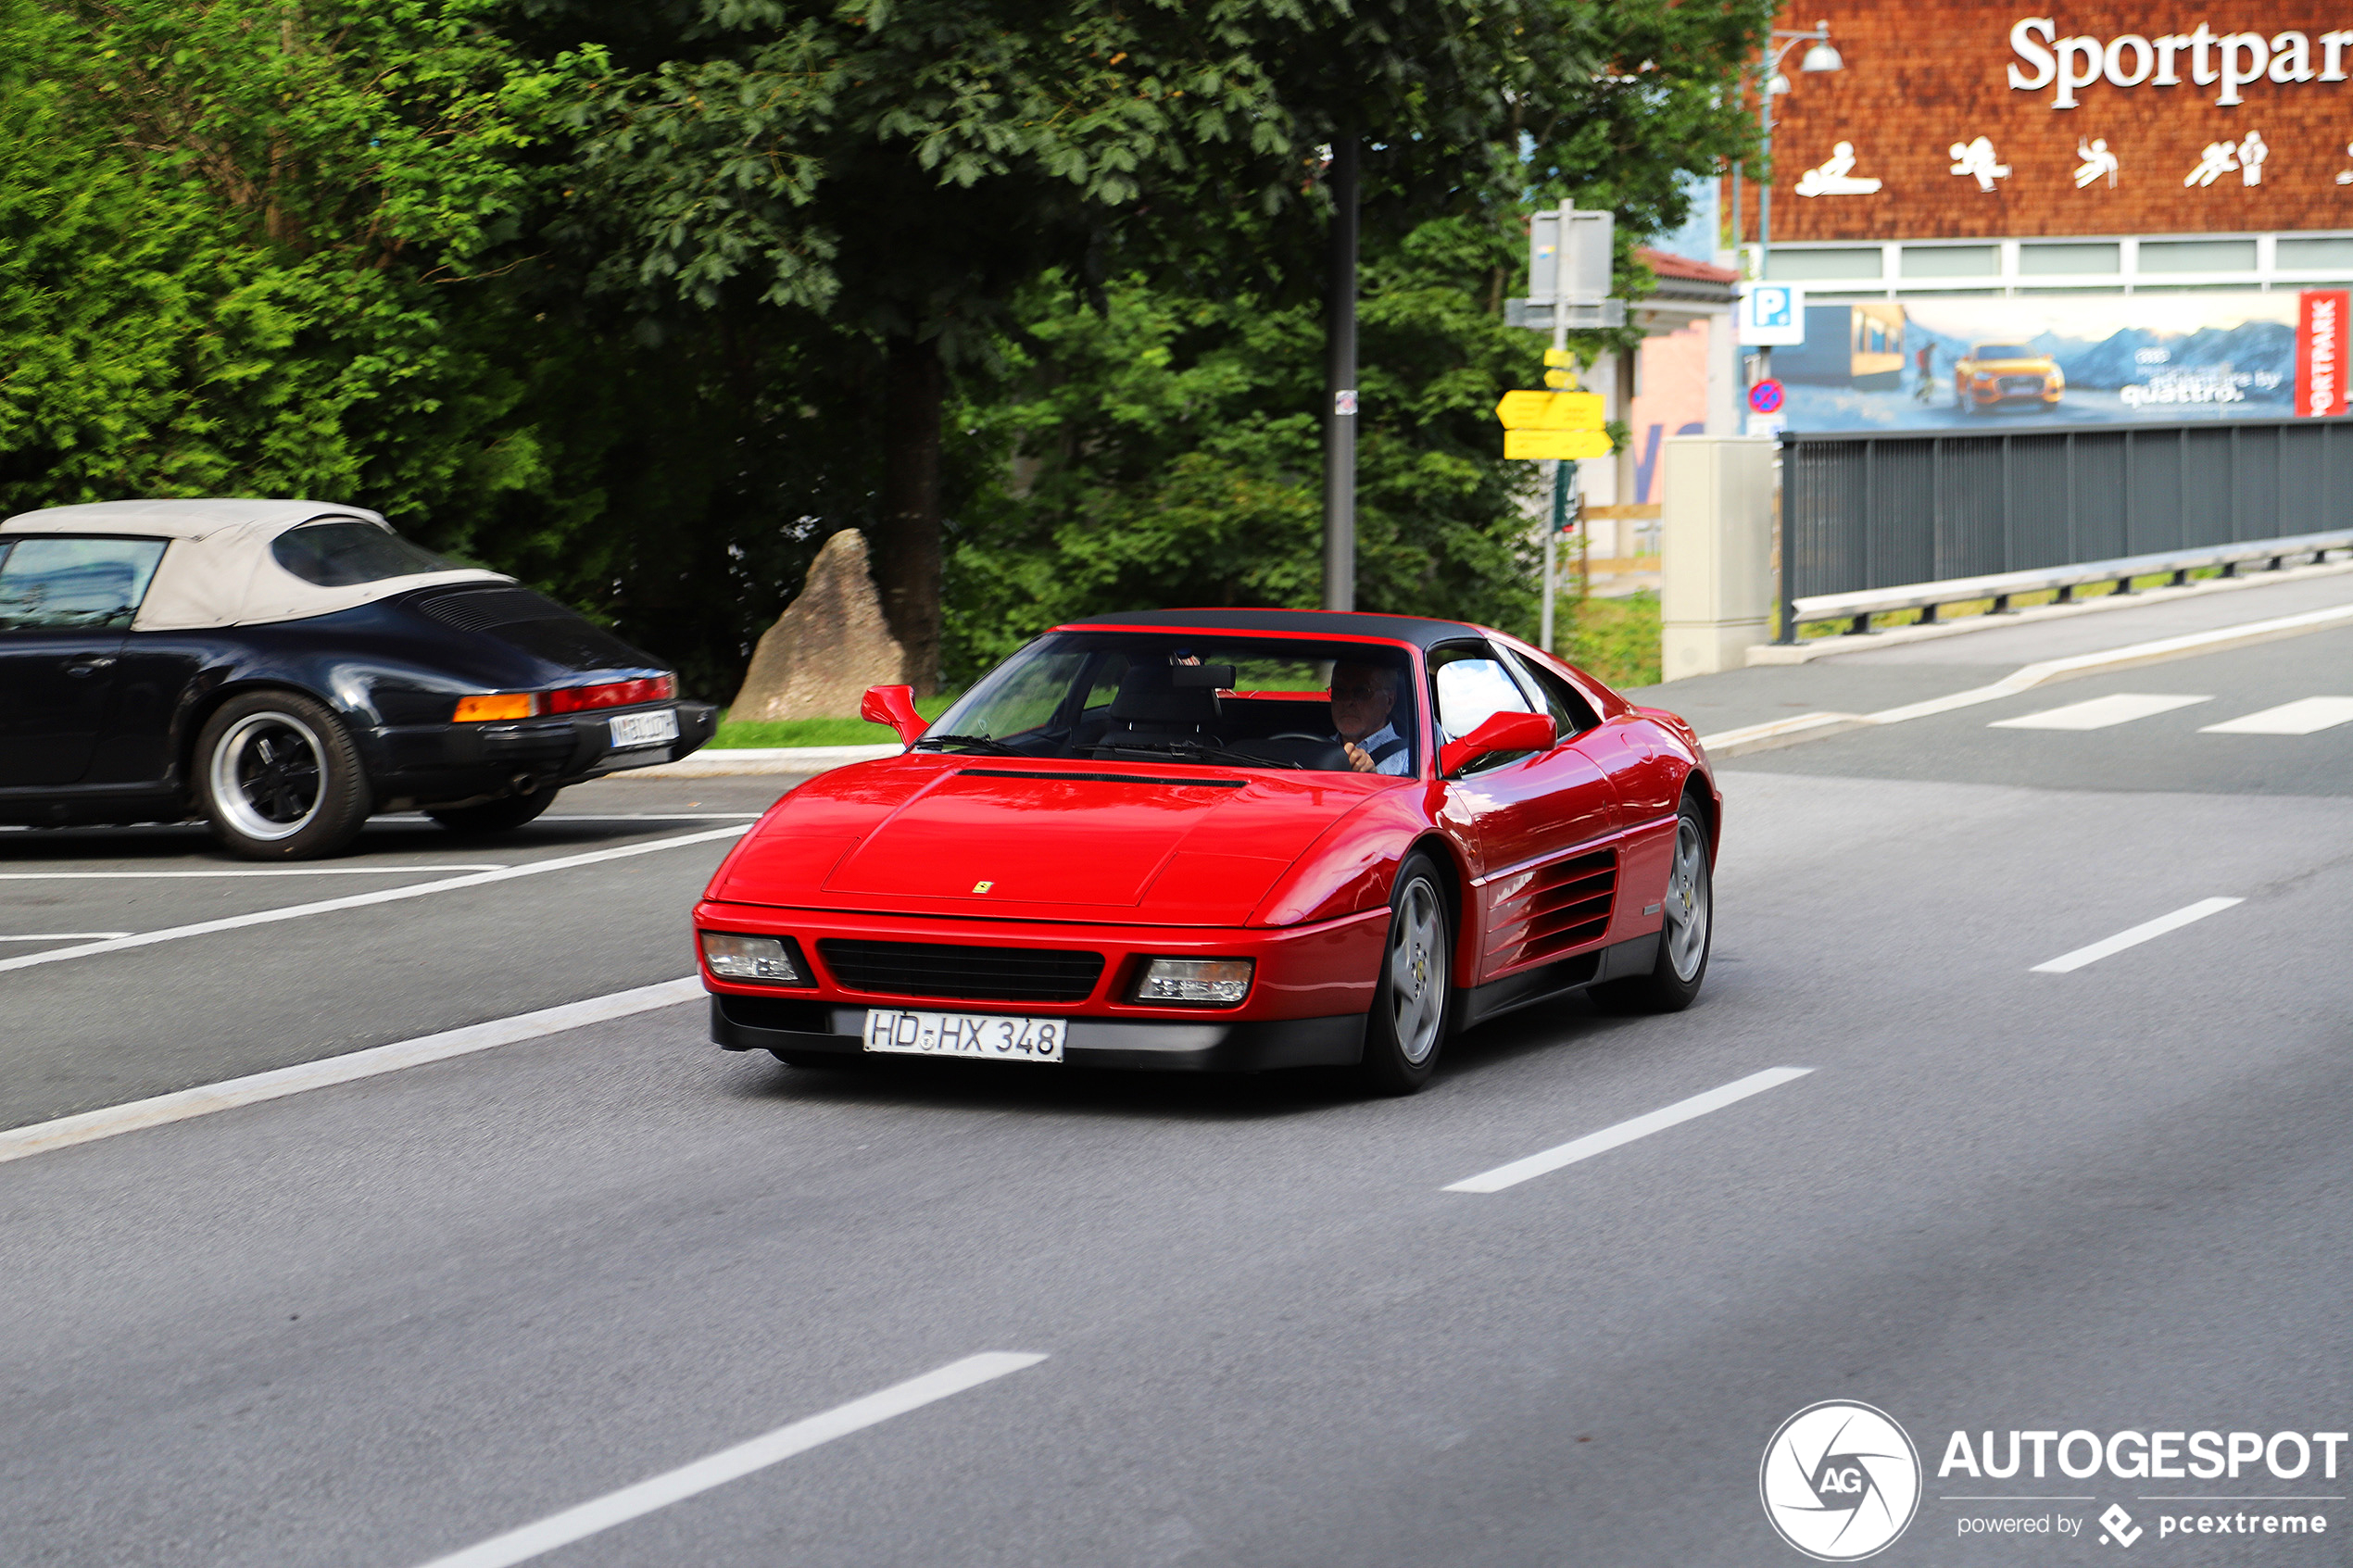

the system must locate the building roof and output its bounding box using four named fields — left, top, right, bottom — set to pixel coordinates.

left=1636, top=247, right=1739, bottom=285
left=1634, top=247, right=1740, bottom=310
